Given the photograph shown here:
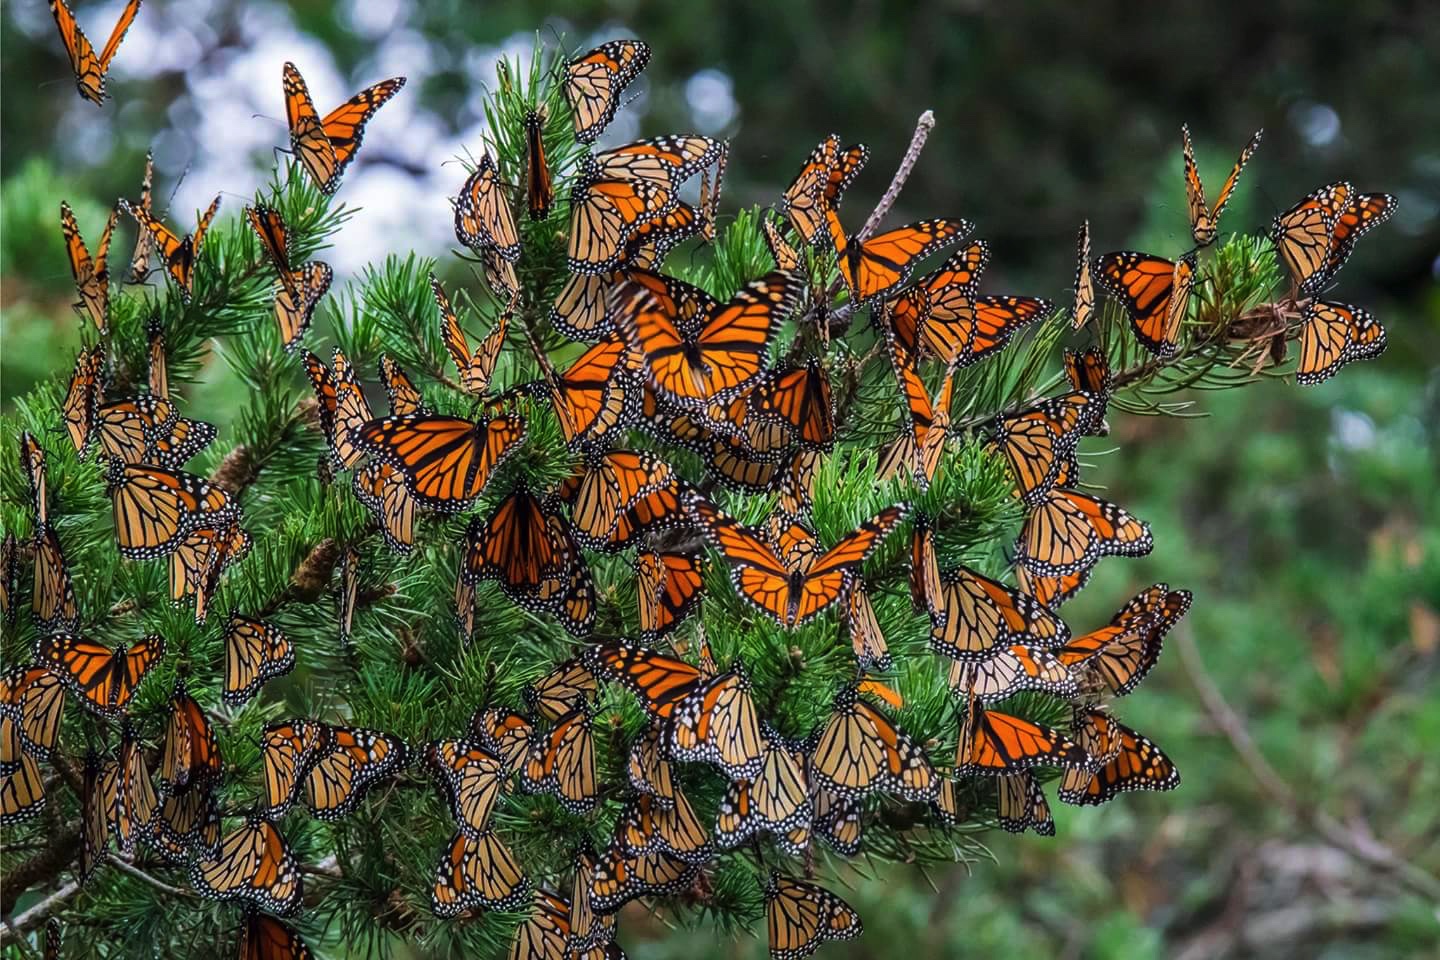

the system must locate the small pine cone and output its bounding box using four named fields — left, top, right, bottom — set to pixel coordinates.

left=209, top=444, right=255, bottom=494
left=291, top=538, right=340, bottom=601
